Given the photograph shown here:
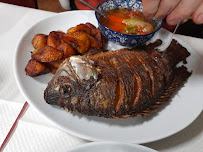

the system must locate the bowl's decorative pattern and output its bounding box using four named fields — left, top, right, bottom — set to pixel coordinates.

left=96, top=0, right=162, bottom=47
left=97, top=0, right=143, bottom=12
